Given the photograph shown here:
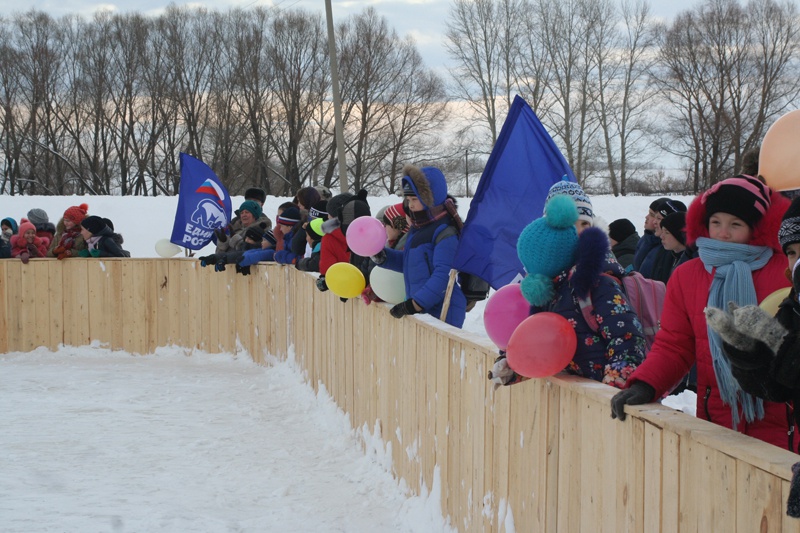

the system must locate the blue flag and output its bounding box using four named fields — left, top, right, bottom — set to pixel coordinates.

left=452, top=95, right=576, bottom=289
left=170, top=153, right=232, bottom=250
